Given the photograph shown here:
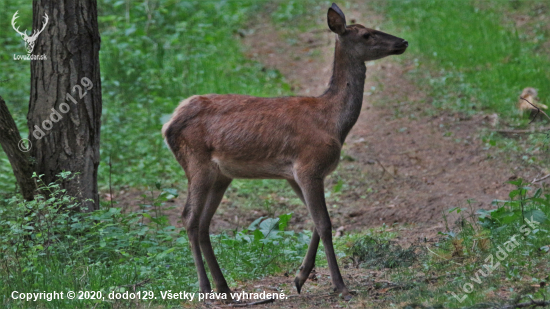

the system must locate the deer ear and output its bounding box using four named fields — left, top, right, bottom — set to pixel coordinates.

left=327, top=3, right=346, bottom=35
